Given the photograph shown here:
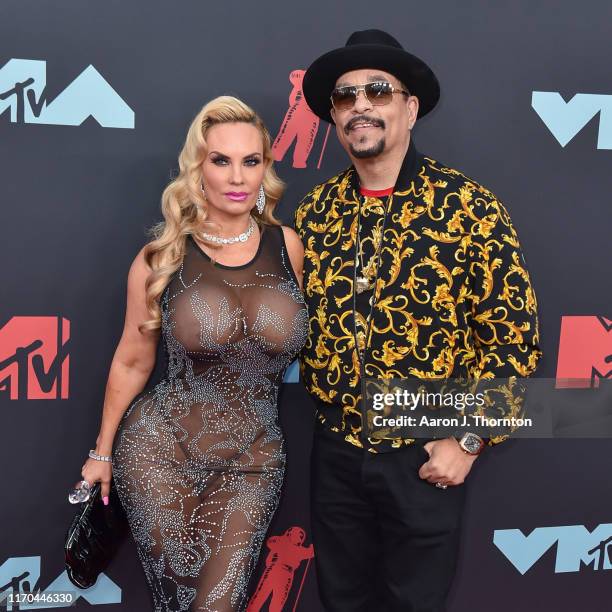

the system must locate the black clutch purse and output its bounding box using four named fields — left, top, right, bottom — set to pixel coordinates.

left=64, top=480, right=129, bottom=589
